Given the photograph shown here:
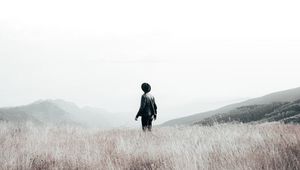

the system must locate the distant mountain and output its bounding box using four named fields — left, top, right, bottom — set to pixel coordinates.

left=162, top=86, right=300, bottom=126
left=0, top=99, right=130, bottom=128
left=0, top=100, right=74, bottom=125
